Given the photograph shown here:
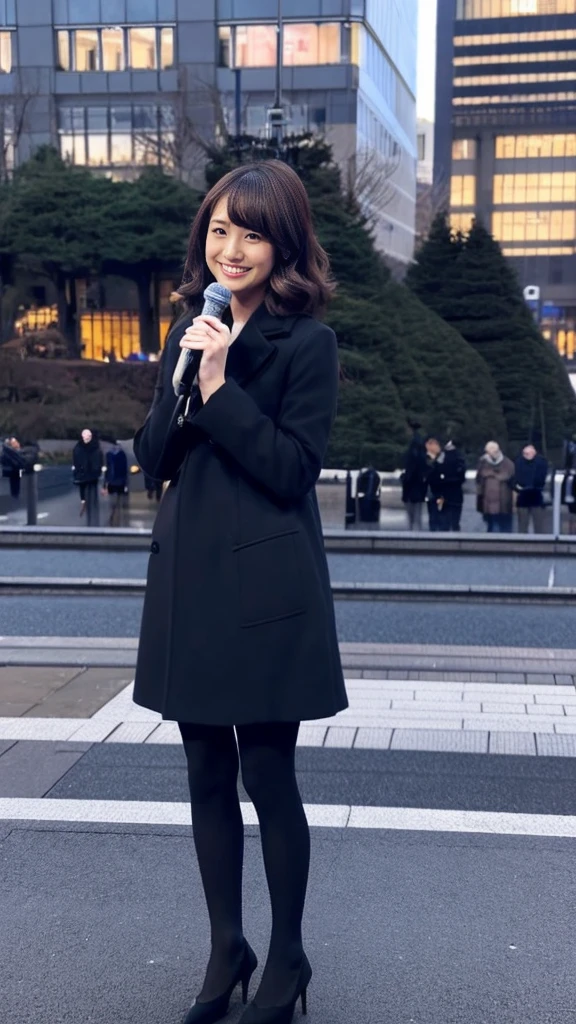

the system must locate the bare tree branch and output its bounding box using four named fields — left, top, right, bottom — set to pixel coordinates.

left=415, top=176, right=450, bottom=247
